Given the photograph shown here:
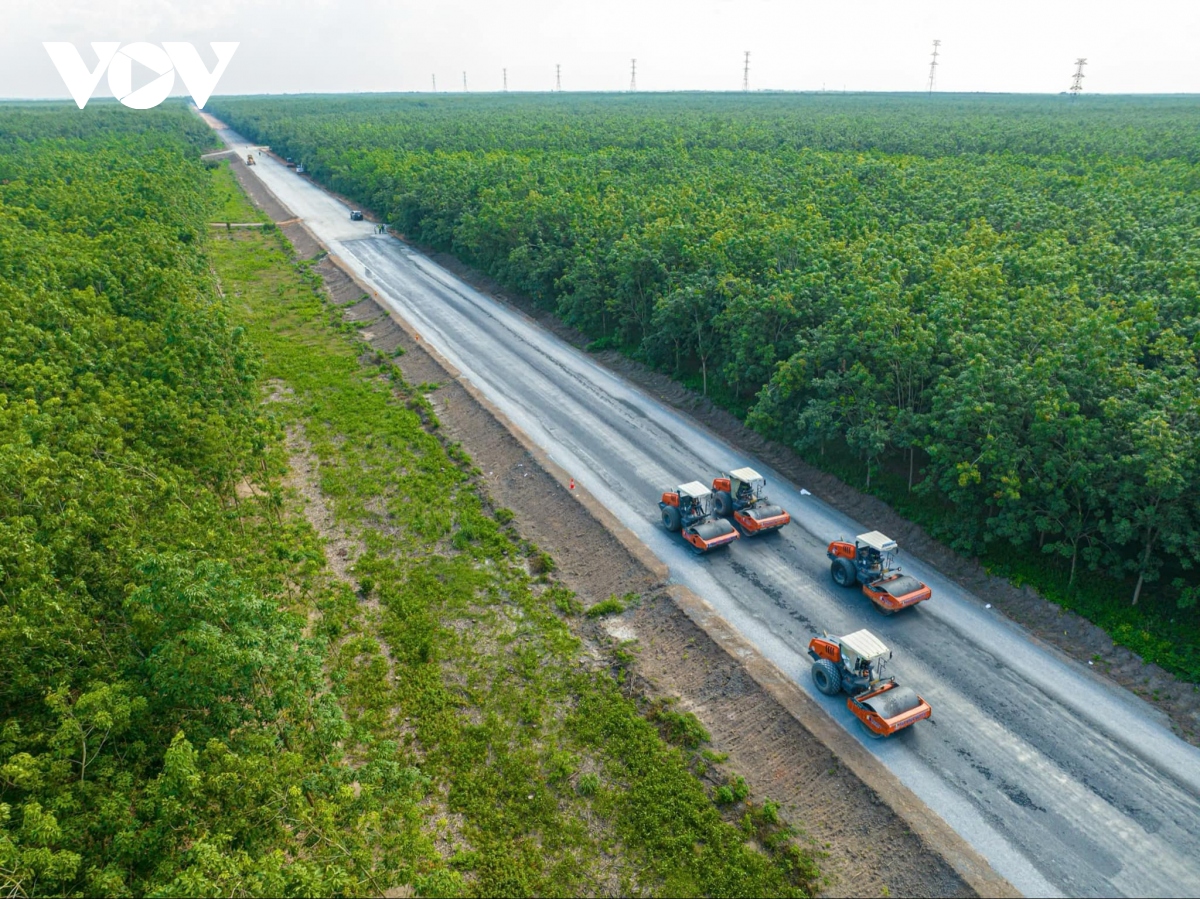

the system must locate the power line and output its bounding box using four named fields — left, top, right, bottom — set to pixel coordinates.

left=1070, top=58, right=1087, bottom=97
left=743, top=51, right=750, bottom=91
left=927, top=39, right=940, bottom=94
left=630, top=58, right=637, bottom=92
left=556, top=63, right=562, bottom=92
